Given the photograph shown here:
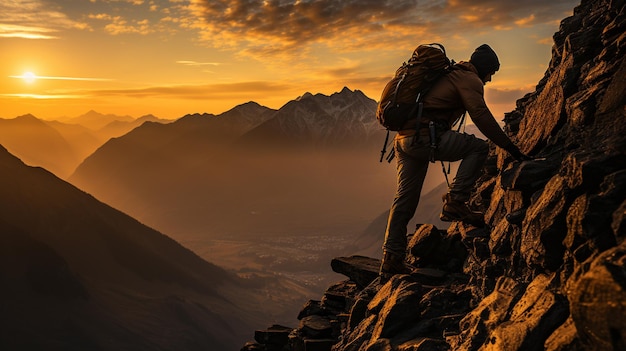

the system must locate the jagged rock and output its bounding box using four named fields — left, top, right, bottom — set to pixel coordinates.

left=419, top=288, right=472, bottom=322
left=300, top=315, right=334, bottom=339
left=408, top=224, right=467, bottom=272
left=304, top=338, right=336, bottom=351
left=241, top=341, right=265, bottom=351
left=569, top=244, right=626, bottom=350
left=515, top=52, right=569, bottom=154
left=331, top=256, right=380, bottom=288
left=397, top=338, right=449, bottom=351
left=448, top=277, right=524, bottom=350
left=363, top=338, right=393, bottom=351
left=368, top=276, right=423, bottom=340
left=254, top=324, right=293, bottom=347
left=479, top=274, right=569, bottom=350
left=500, top=158, right=559, bottom=192
left=482, top=182, right=524, bottom=229
left=544, top=317, right=584, bottom=351
left=332, top=315, right=377, bottom=351
left=521, top=175, right=570, bottom=271
left=322, top=281, right=359, bottom=314
left=580, top=169, right=626, bottom=248
left=298, top=300, right=326, bottom=320
left=613, top=199, right=626, bottom=238
left=503, top=110, right=523, bottom=135
left=347, top=278, right=383, bottom=330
